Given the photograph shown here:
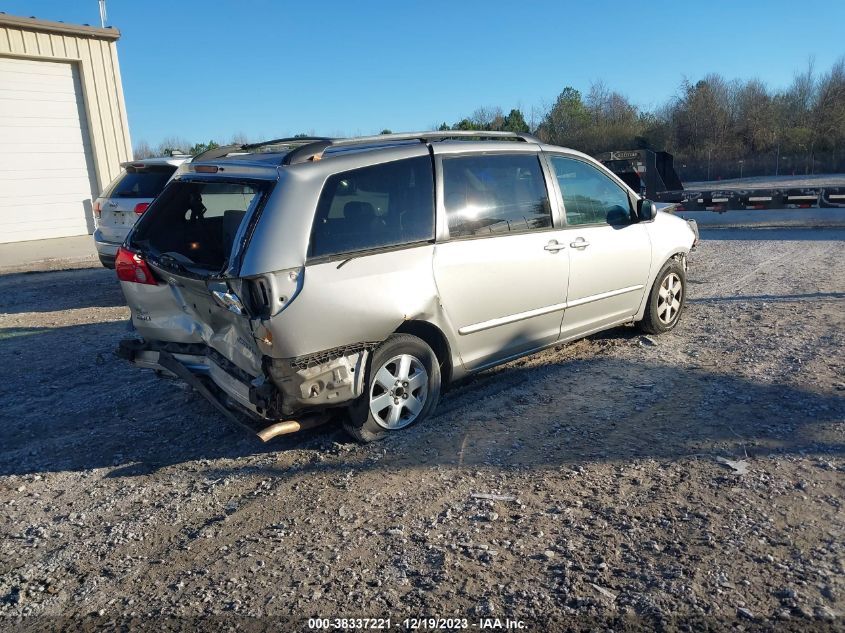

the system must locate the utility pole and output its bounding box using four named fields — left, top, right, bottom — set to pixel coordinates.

left=775, top=142, right=780, bottom=176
